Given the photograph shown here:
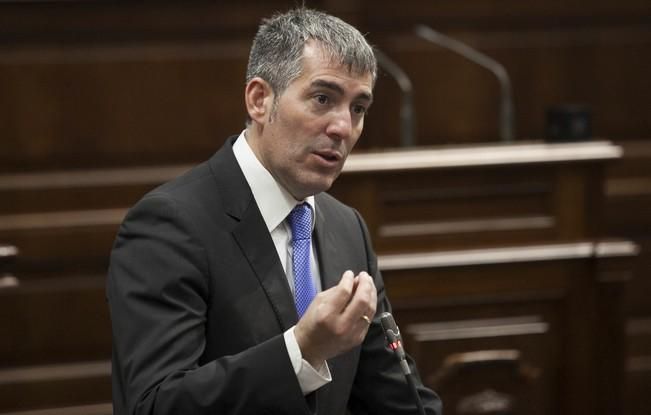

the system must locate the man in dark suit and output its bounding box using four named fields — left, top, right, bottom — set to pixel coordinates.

left=107, top=7, right=442, bottom=415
